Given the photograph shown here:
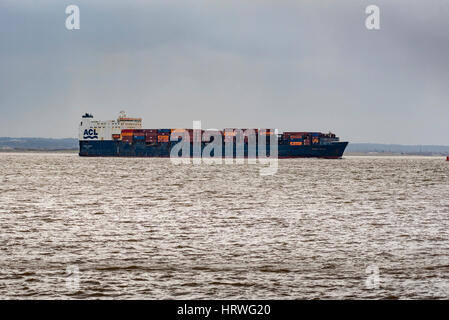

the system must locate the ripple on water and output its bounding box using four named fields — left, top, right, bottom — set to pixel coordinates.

left=0, top=154, right=448, bottom=299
